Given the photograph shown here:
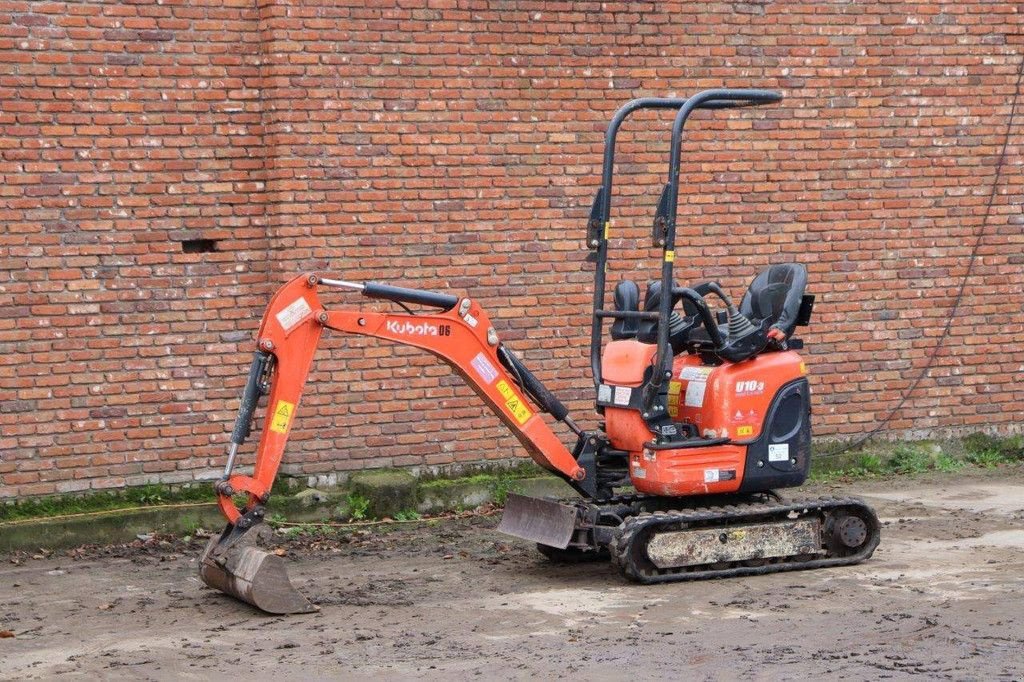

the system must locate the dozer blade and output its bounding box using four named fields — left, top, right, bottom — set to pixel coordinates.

left=199, top=523, right=317, bottom=615
left=498, top=493, right=579, bottom=549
